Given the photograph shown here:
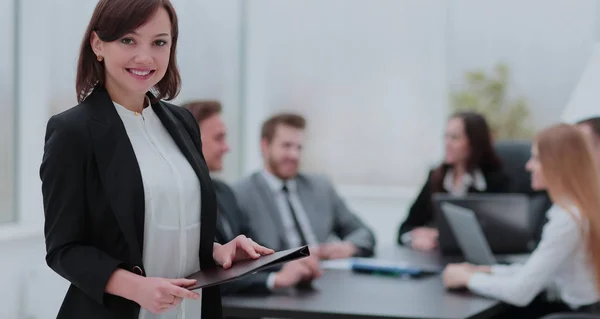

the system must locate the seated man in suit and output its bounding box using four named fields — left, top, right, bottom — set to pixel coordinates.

left=234, top=113, right=376, bottom=261
left=182, top=101, right=322, bottom=294
left=577, top=116, right=600, bottom=168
